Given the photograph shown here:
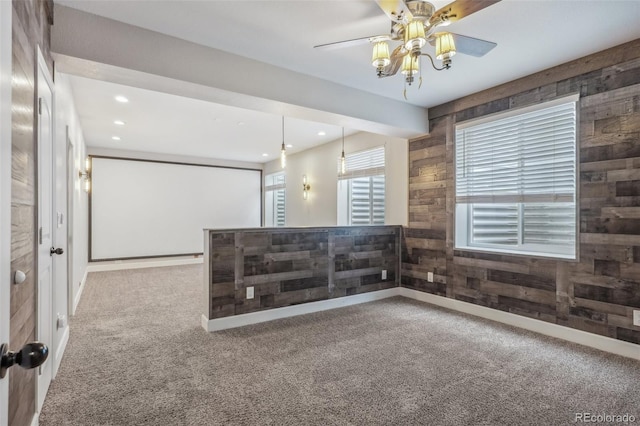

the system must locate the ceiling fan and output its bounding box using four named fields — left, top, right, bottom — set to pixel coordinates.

left=314, top=0, right=501, bottom=98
